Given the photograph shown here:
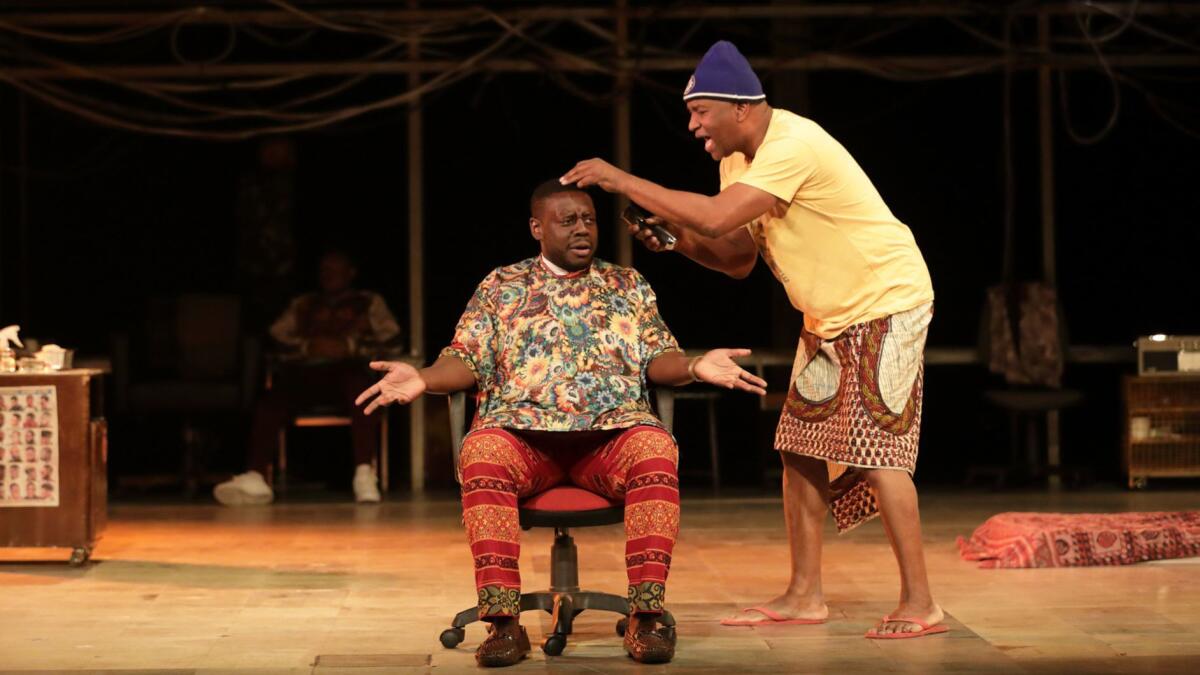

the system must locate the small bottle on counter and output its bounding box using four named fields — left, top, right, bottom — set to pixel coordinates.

left=0, top=325, right=22, bottom=373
